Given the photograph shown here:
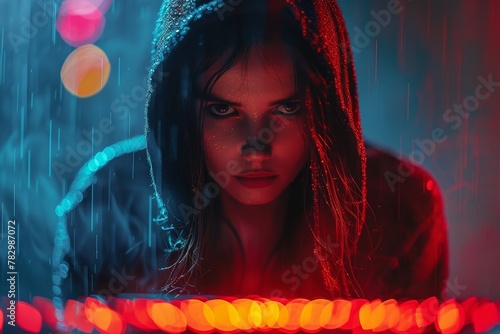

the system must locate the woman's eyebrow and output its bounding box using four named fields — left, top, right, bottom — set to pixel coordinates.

left=268, top=93, right=300, bottom=106
left=201, top=92, right=243, bottom=107
left=200, top=92, right=300, bottom=107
